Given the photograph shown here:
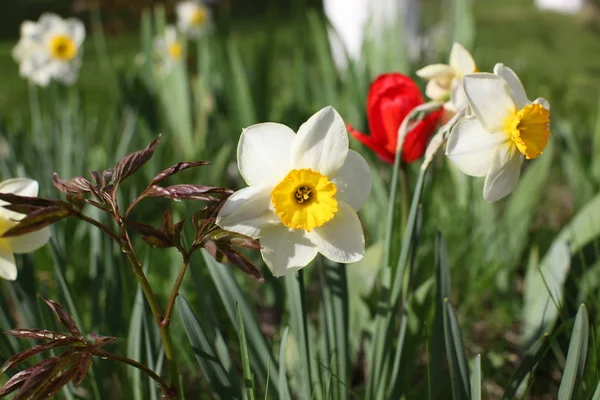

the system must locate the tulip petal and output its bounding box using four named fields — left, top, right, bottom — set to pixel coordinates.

left=348, top=127, right=394, bottom=163
left=216, top=185, right=279, bottom=239
left=494, top=64, right=528, bottom=110
left=483, top=145, right=523, bottom=202
left=291, top=106, right=348, bottom=177
left=260, top=225, right=318, bottom=277
left=0, top=242, right=17, bottom=281
left=332, top=150, right=371, bottom=211
left=449, top=43, right=476, bottom=75
left=446, top=116, right=510, bottom=177
left=306, top=202, right=364, bottom=263
left=416, top=64, right=454, bottom=80
left=237, top=123, right=295, bottom=186
left=463, top=73, right=516, bottom=132
left=7, top=227, right=51, bottom=254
